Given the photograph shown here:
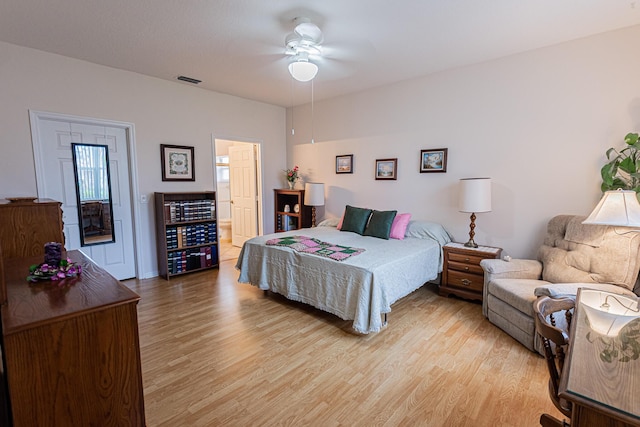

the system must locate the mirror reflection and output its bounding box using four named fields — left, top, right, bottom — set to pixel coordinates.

left=71, top=143, right=115, bottom=246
